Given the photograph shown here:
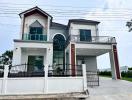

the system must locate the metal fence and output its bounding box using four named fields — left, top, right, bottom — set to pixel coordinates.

left=48, top=64, right=83, bottom=77
left=8, top=64, right=44, bottom=78
left=86, top=71, right=99, bottom=86
left=7, top=64, right=83, bottom=77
